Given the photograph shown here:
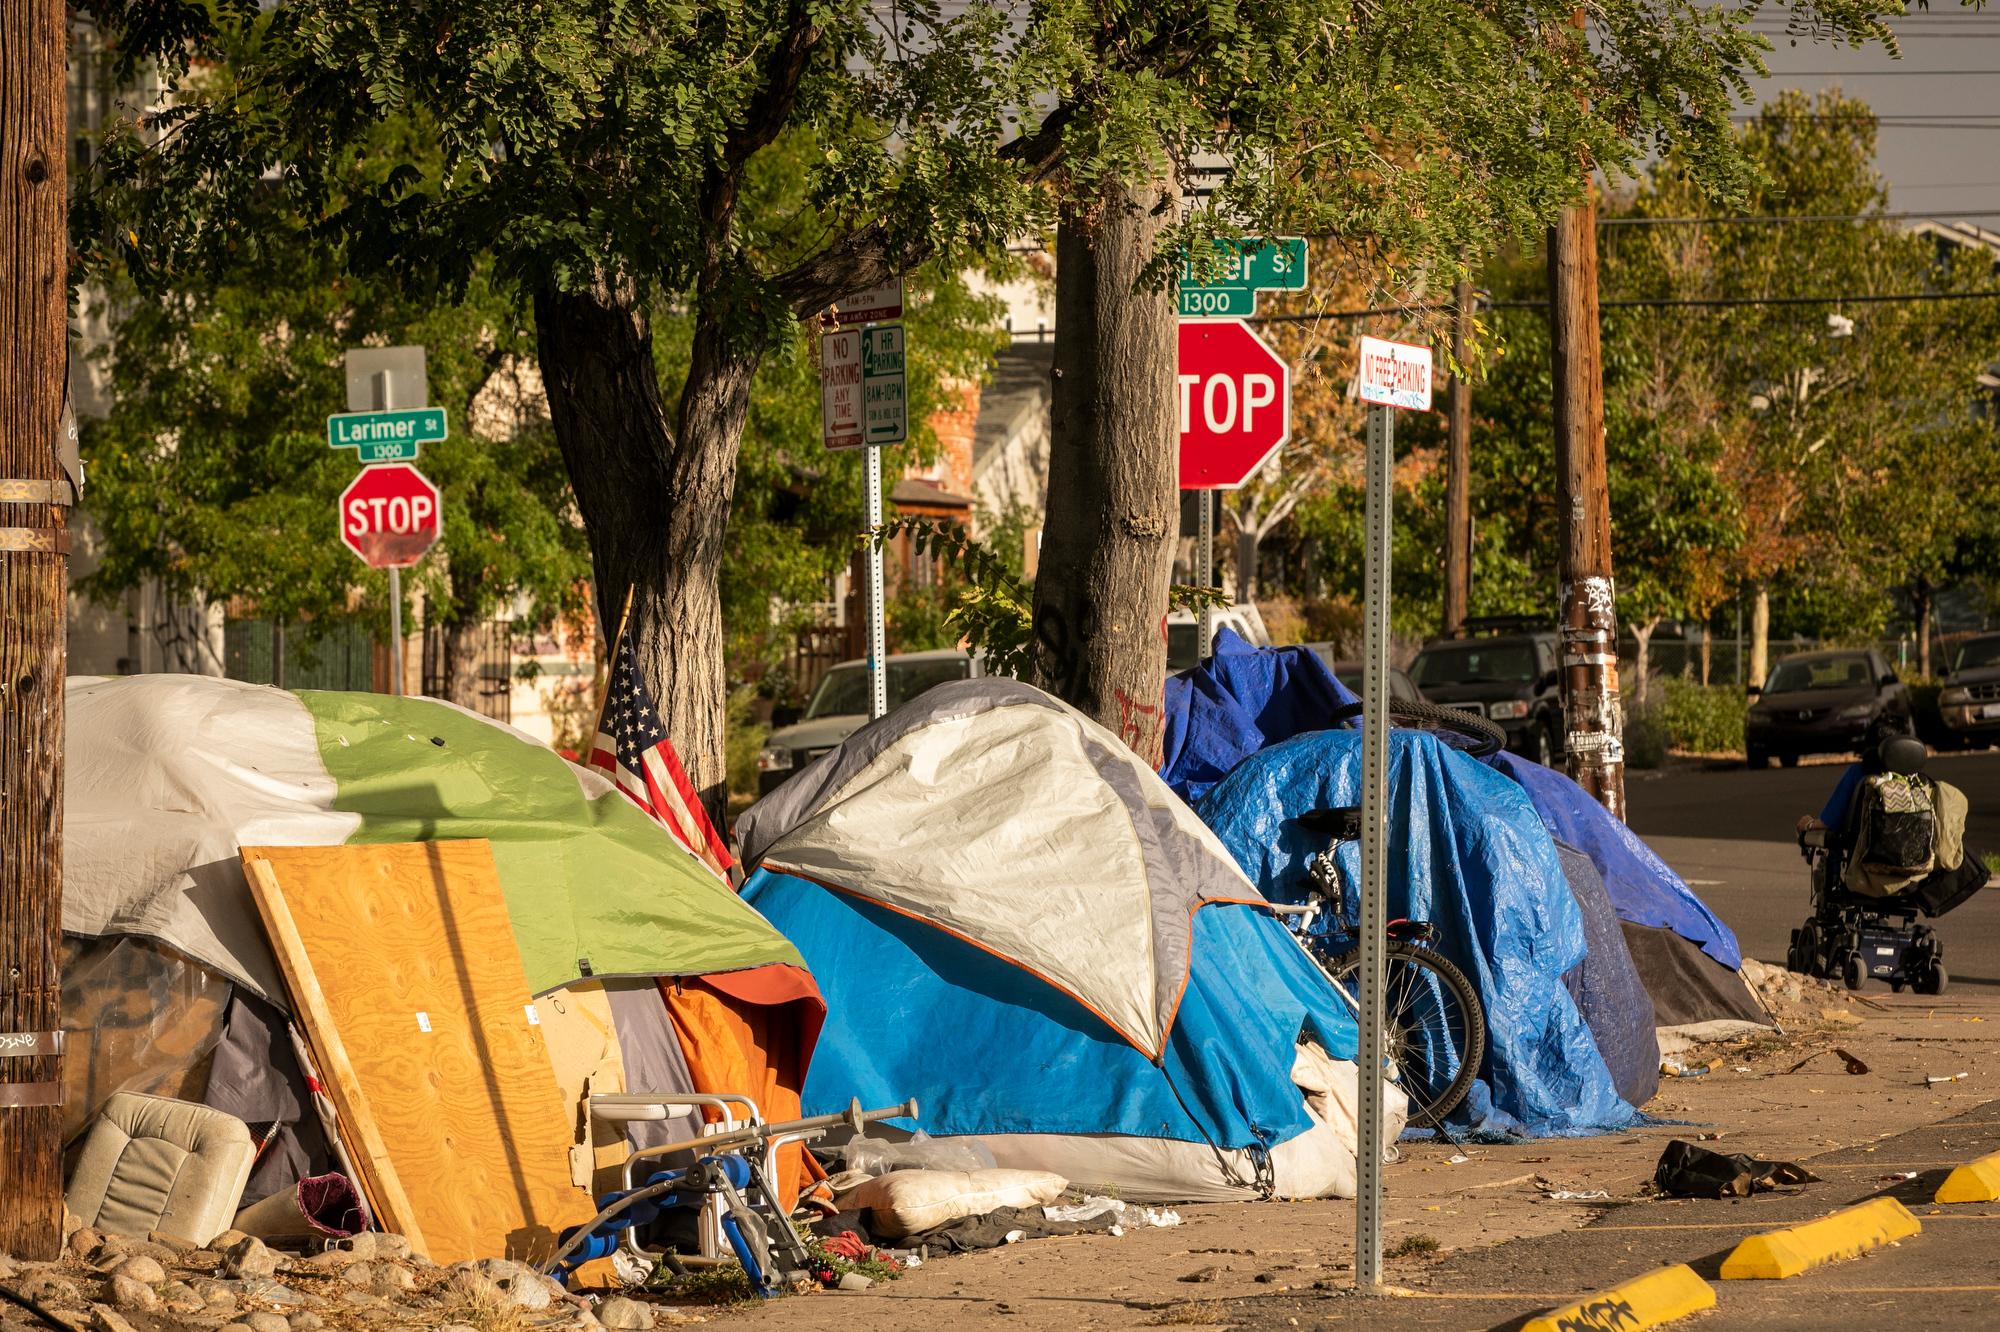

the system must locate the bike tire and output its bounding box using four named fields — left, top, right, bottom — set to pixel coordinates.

left=1329, top=699, right=1508, bottom=758
left=1322, top=941, right=1486, bottom=1129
